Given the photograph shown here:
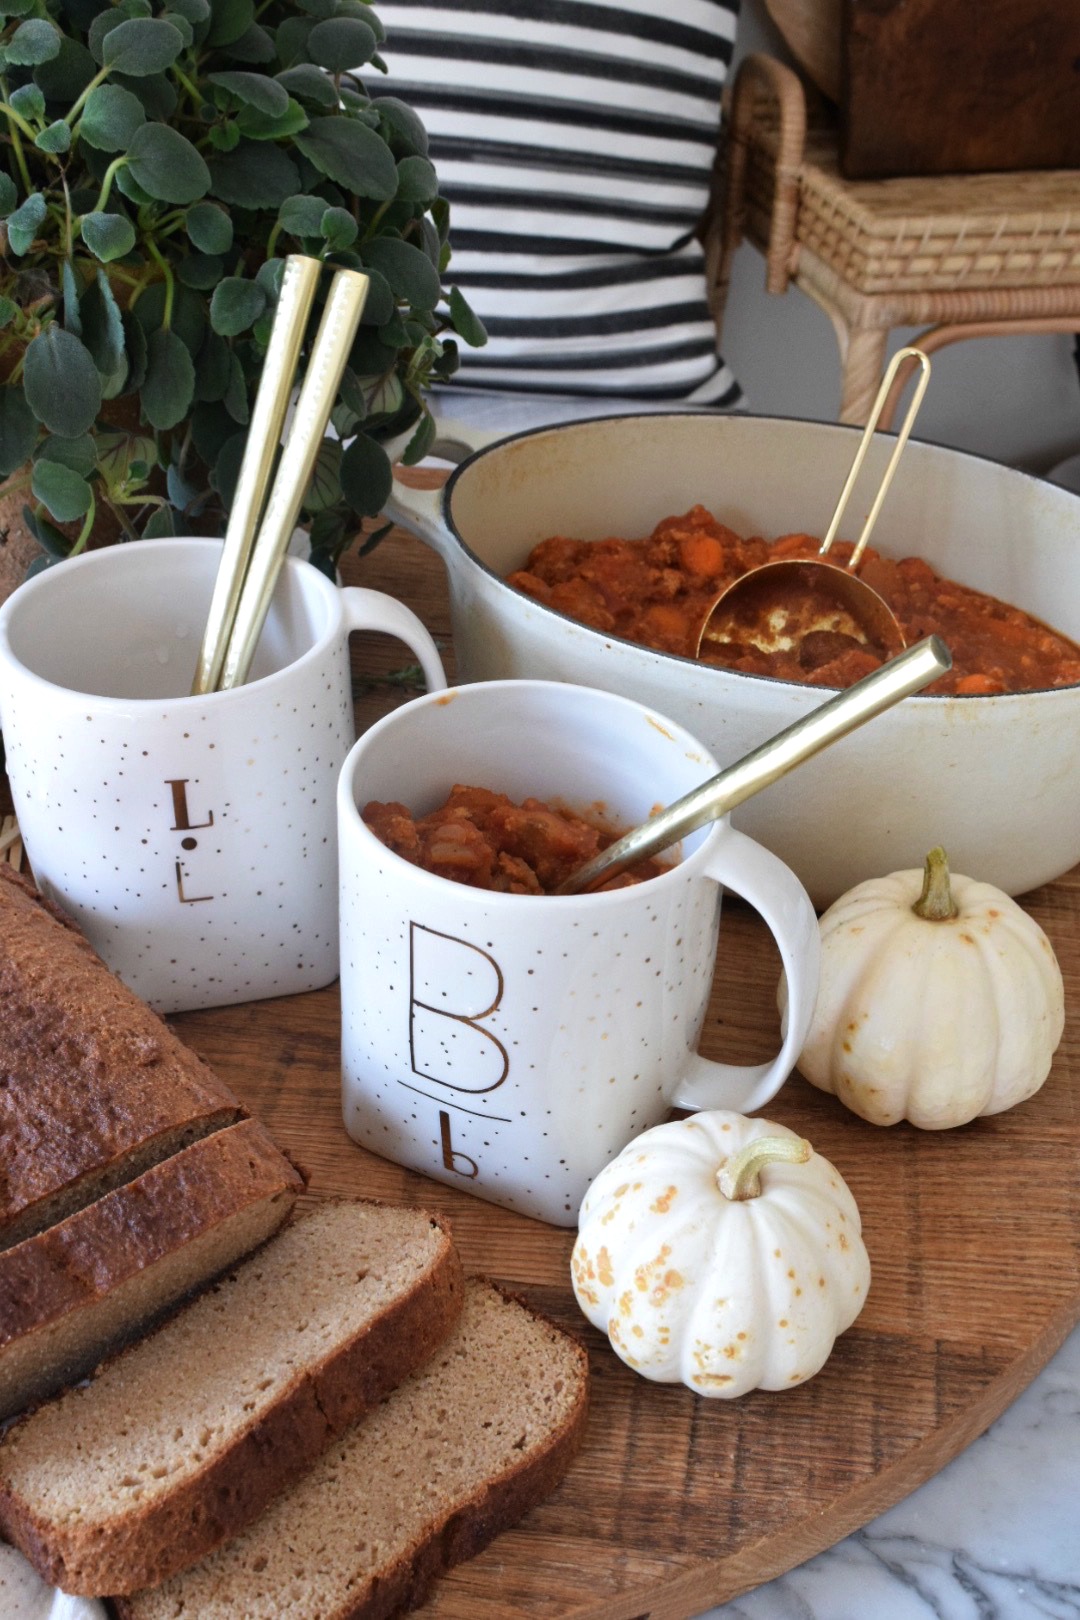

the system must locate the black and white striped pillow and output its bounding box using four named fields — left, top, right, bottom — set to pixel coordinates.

left=371, top=0, right=743, bottom=406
